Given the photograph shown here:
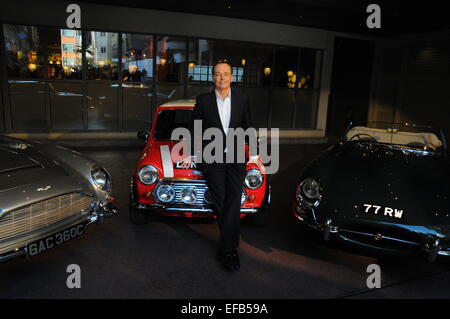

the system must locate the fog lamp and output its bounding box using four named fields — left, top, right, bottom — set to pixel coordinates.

left=156, top=185, right=175, bottom=203
left=181, top=187, right=197, bottom=204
